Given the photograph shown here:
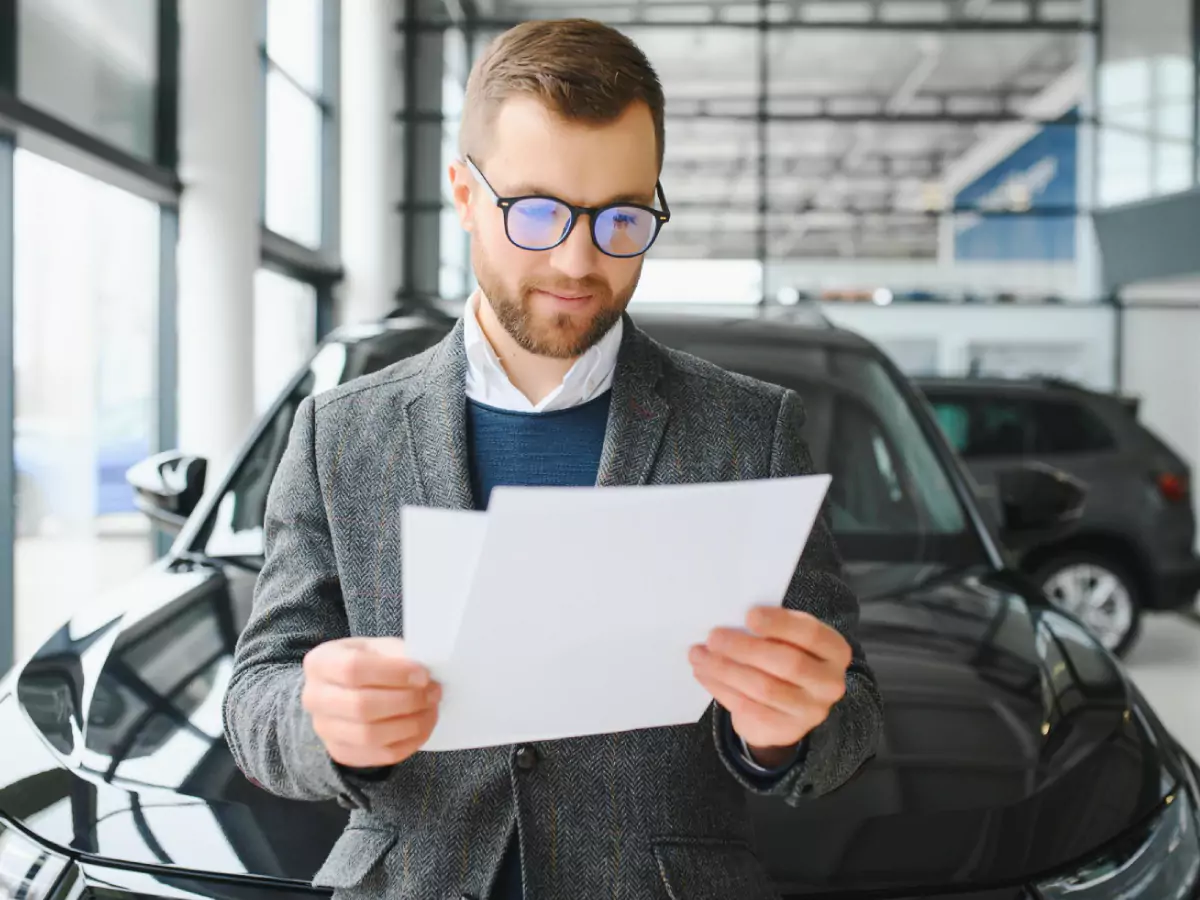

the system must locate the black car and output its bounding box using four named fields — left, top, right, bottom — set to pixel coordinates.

left=918, top=375, right=1200, bottom=657
left=2, top=307, right=1199, bottom=900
